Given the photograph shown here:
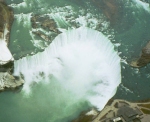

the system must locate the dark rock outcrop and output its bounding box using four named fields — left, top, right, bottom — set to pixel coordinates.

left=0, top=61, right=14, bottom=73
left=0, top=72, right=24, bottom=91
left=130, top=41, right=150, bottom=67
left=31, top=15, right=60, bottom=43
left=0, top=2, right=14, bottom=43
left=32, top=31, right=50, bottom=42
left=31, top=15, right=59, bottom=33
